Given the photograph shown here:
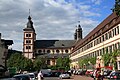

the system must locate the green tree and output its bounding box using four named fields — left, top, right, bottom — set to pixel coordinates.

left=78, top=59, right=84, bottom=68
left=33, top=57, right=47, bottom=71
left=7, top=53, right=33, bottom=71
left=56, top=57, right=63, bottom=67
left=112, top=0, right=120, bottom=16
left=89, top=57, right=96, bottom=65
left=7, top=53, right=24, bottom=70
left=102, top=49, right=120, bottom=70
left=110, top=49, right=120, bottom=70
left=63, top=57, right=71, bottom=70
left=102, top=53, right=111, bottom=66
left=22, top=58, right=33, bottom=71
left=78, top=57, right=96, bottom=69
left=56, top=57, right=71, bottom=70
